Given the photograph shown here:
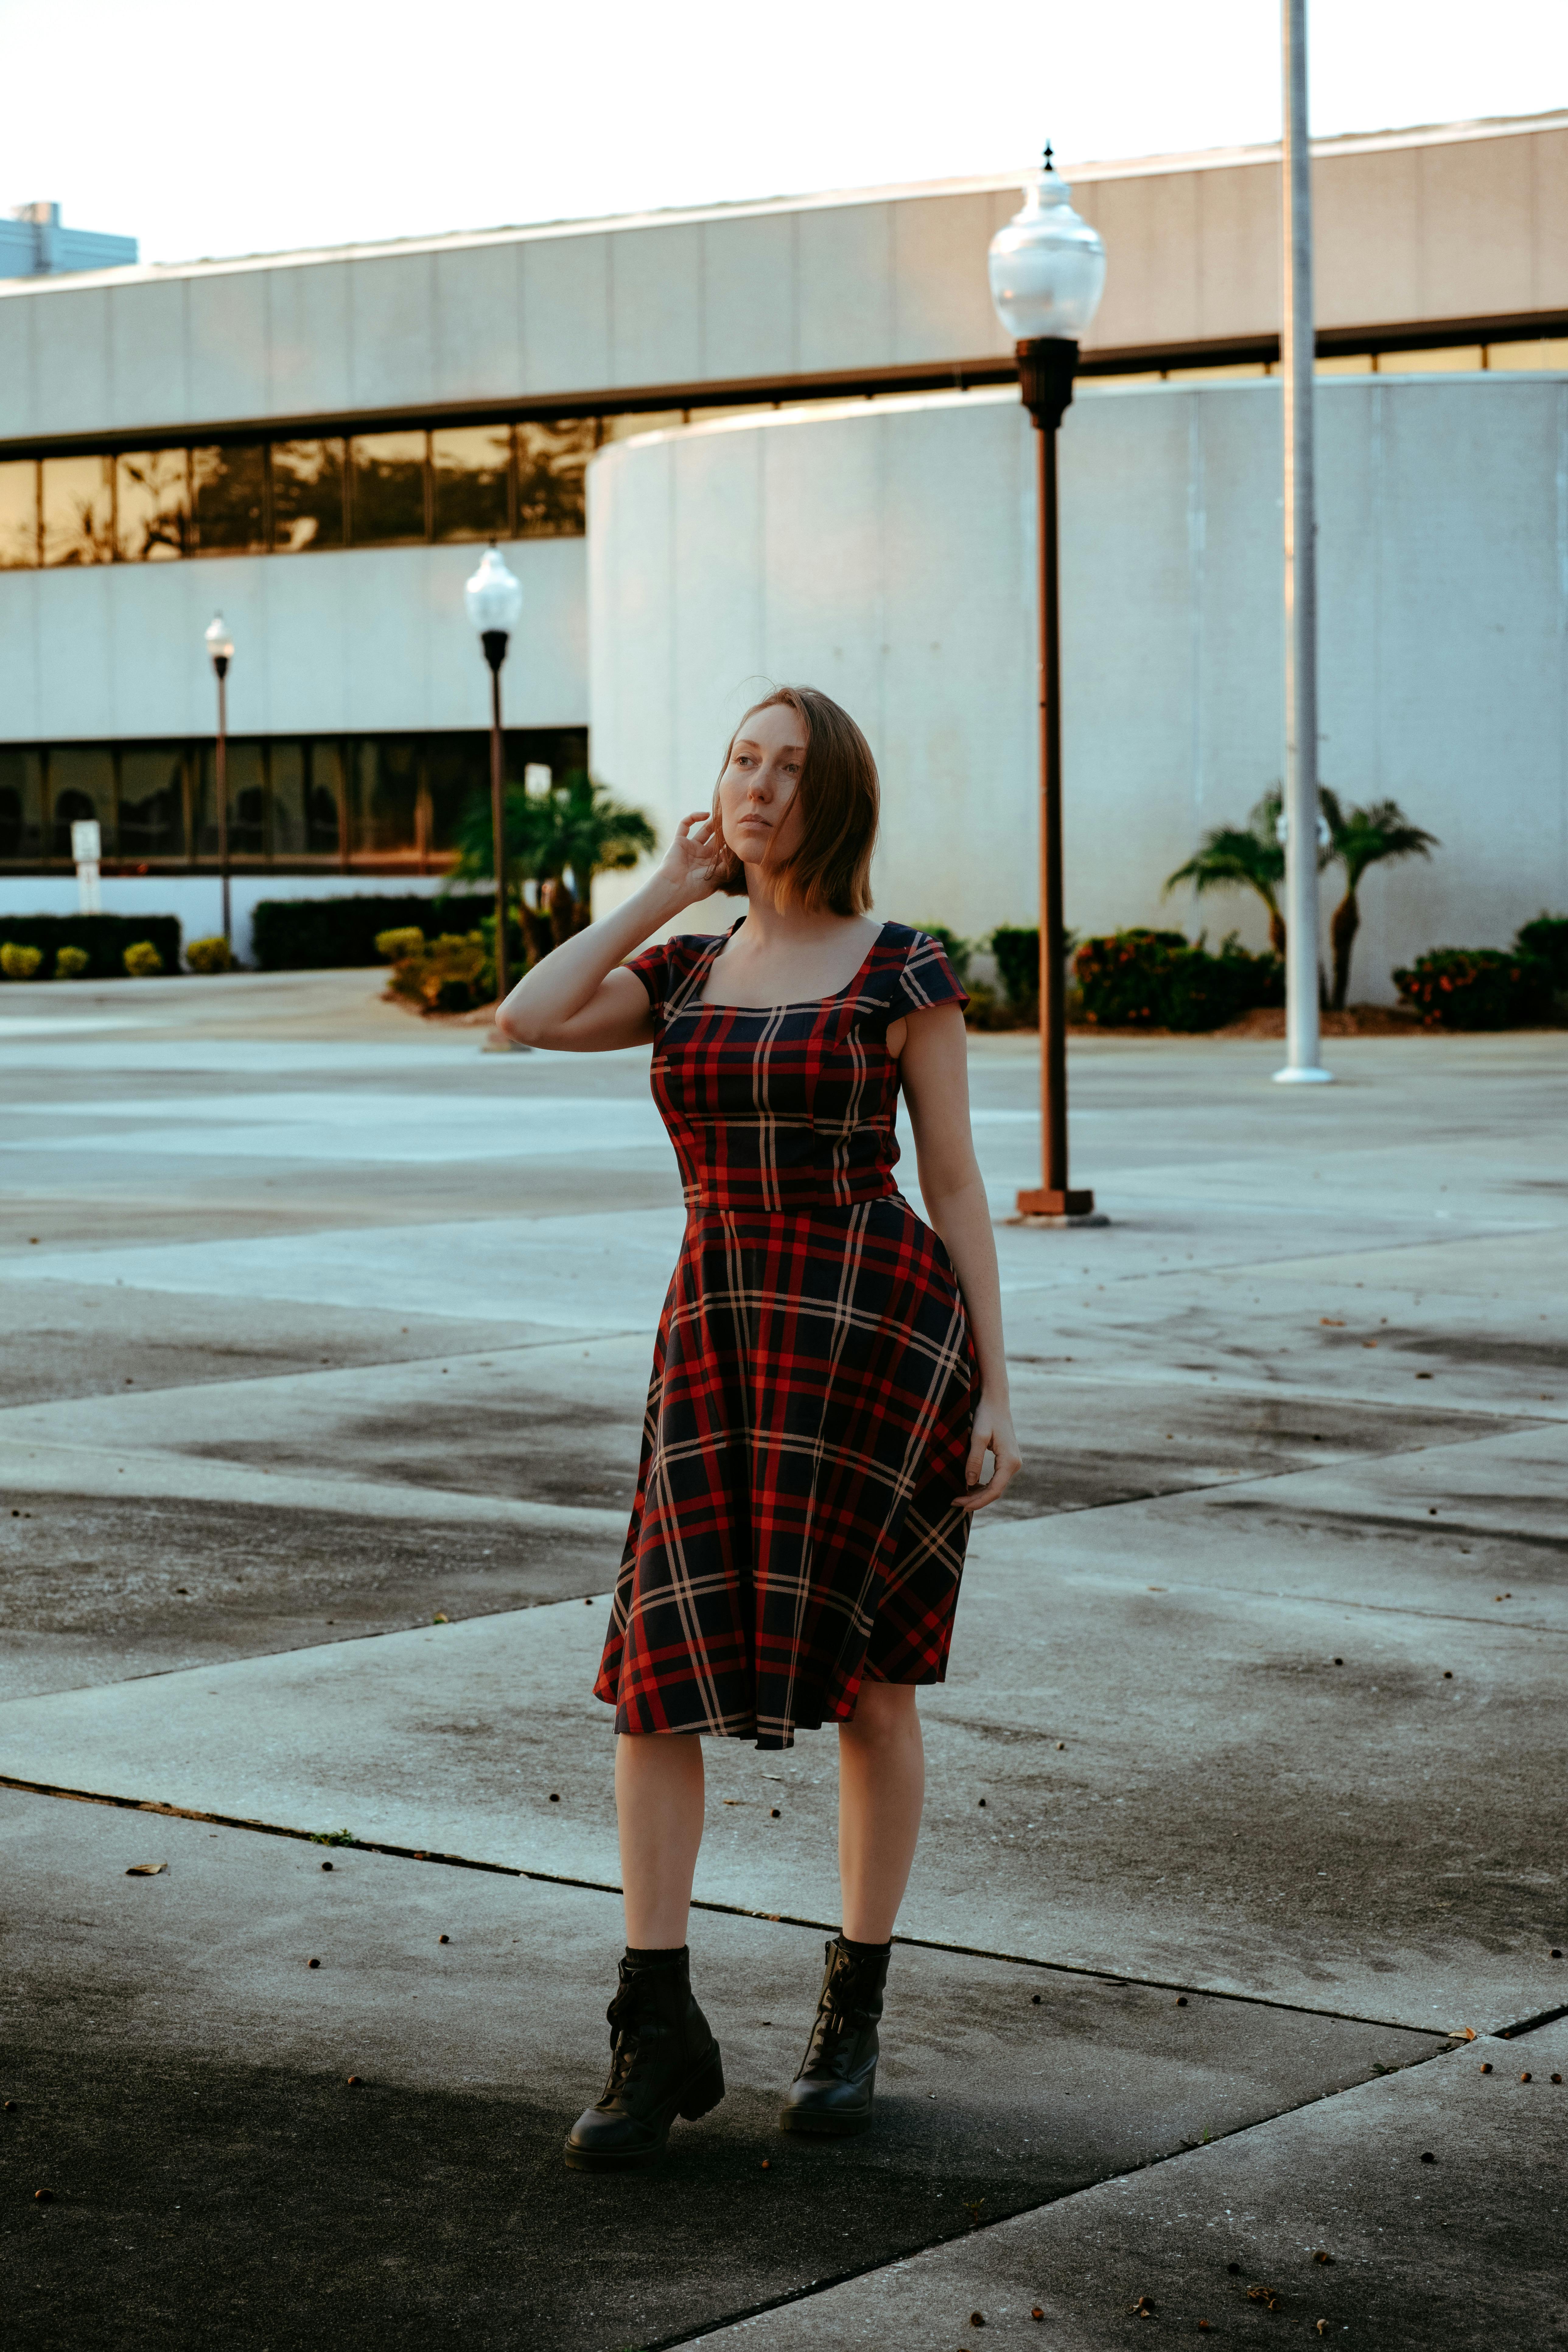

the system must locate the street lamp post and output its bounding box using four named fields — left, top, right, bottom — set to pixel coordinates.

left=988, top=150, right=1107, bottom=1221
left=204, top=613, right=234, bottom=948
left=464, top=544, right=524, bottom=1007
